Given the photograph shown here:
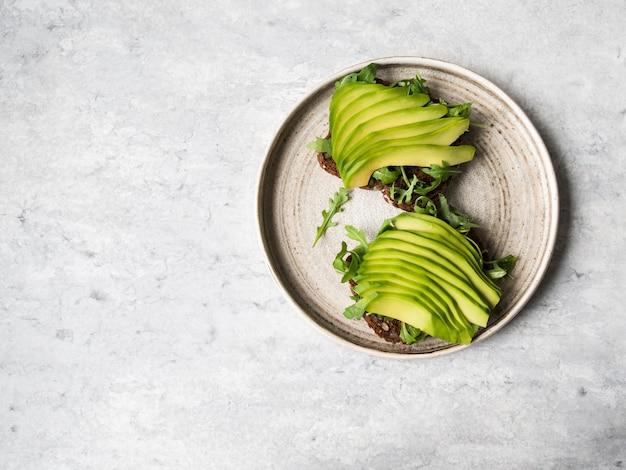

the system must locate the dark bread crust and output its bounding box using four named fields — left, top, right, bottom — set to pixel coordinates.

left=364, top=314, right=403, bottom=343
left=316, top=151, right=340, bottom=178
left=348, top=275, right=404, bottom=344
